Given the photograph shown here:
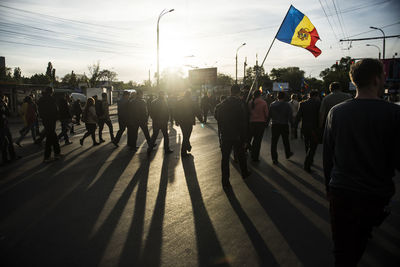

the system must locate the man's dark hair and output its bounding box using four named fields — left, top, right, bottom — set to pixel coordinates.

left=277, top=91, right=286, bottom=100
left=329, top=82, right=341, bottom=92
left=231, top=84, right=240, bottom=95
left=102, top=92, right=107, bottom=98
left=310, top=90, right=319, bottom=98
left=349, top=58, right=384, bottom=90
left=93, top=95, right=98, bottom=100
